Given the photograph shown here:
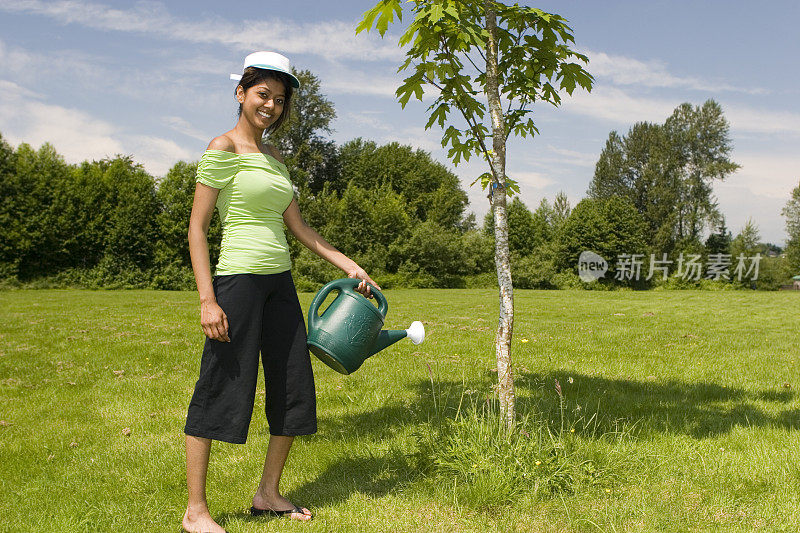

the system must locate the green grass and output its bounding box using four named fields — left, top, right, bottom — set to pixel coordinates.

left=1, top=288, right=799, bottom=532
